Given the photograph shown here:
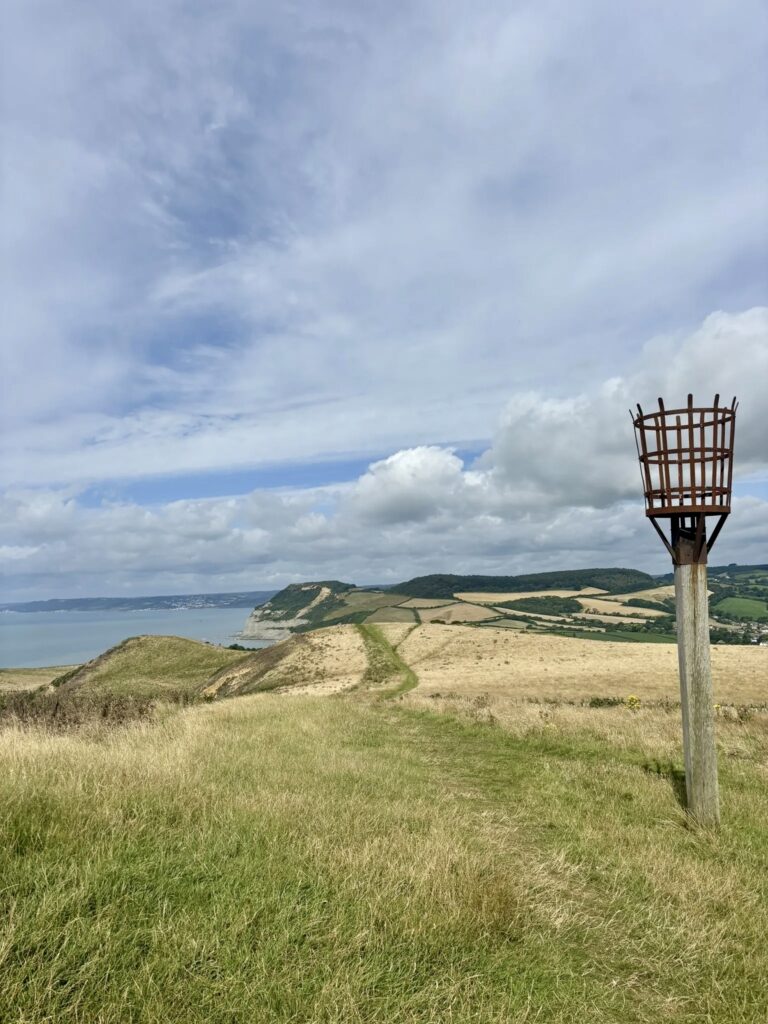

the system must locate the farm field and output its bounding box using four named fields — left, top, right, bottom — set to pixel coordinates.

left=608, top=584, right=677, bottom=603
left=418, top=602, right=497, bottom=623
left=574, top=597, right=668, bottom=618
left=365, top=606, right=417, bottom=624
left=714, top=596, right=768, bottom=621
left=396, top=624, right=767, bottom=704
left=454, top=588, right=607, bottom=602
